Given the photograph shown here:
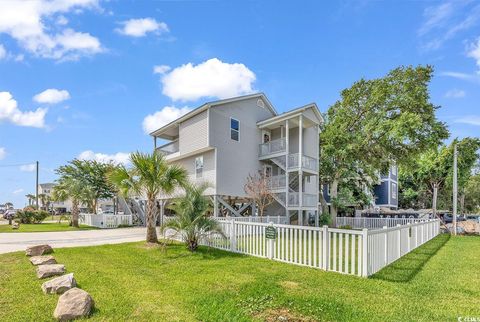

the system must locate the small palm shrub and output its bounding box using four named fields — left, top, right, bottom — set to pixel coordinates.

left=16, top=207, right=49, bottom=224
left=160, top=183, right=224, bottom=251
